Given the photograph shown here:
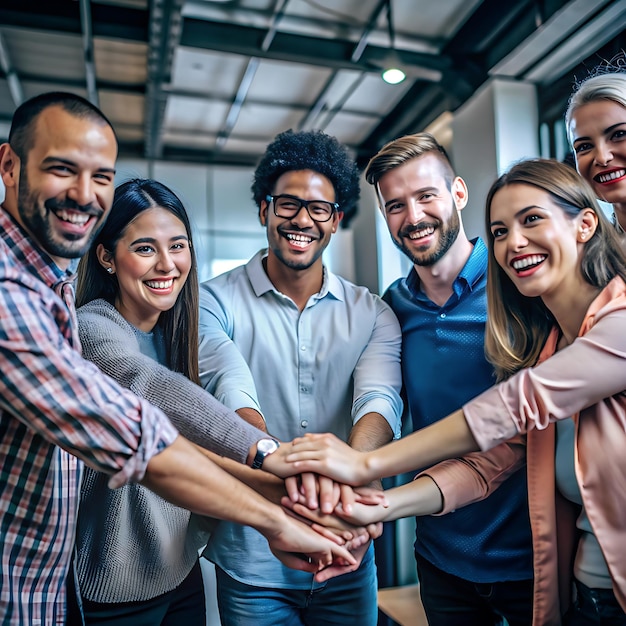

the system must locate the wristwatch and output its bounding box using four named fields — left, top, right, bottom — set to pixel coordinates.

left=251, top=437, right=280, bottom=469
